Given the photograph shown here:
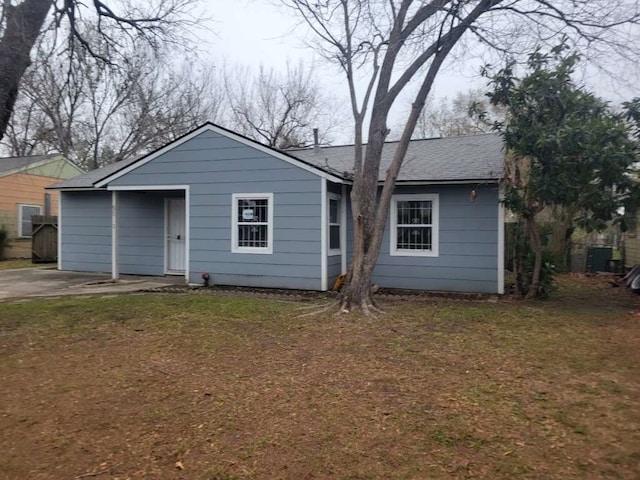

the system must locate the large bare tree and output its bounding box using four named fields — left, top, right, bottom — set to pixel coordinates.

left=2, top=33, right=222, bottom=169
left=225, top=62, right=343, bottom=149
left=284, top=0, right=640, bottom=313
left=0, top=0, right=198, bottom=143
